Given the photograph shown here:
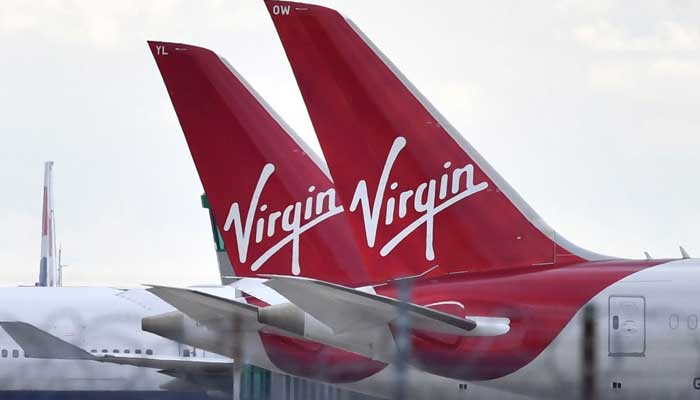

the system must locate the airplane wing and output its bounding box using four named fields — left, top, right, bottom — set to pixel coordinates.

left=0, top=321, right=231, bottom=373
left=263, top=276, right=510, bottom=336
left=96, top=353, right=230, bottom=372
left=0, top=321, right=94, bottom=360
